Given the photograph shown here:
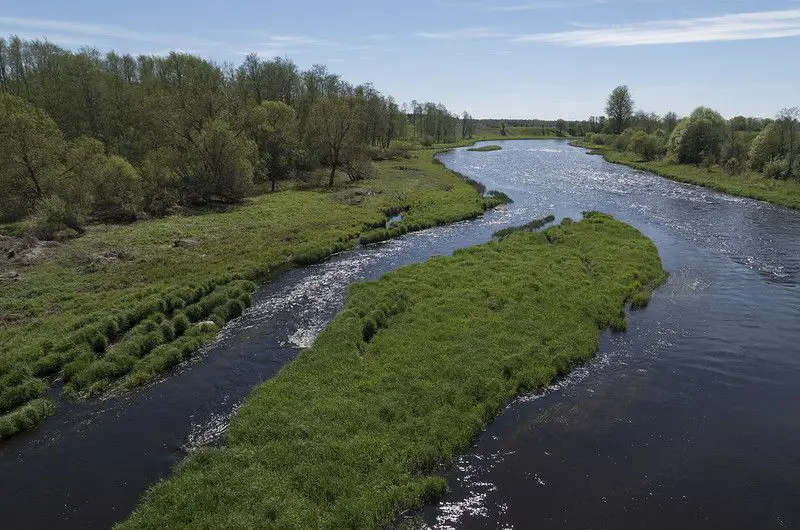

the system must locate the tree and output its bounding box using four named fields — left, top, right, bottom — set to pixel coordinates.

left=308, top=94, right=360, bottom=186
left=748, top=122, right=784, bottom=173
left=555, top=119, right=566, bottom=137
left=662, top=112, right=679, bottom=134
left=777, top=107, right=799, bottom=173
left=182, top=120, right=256, bottom=203
left=606, top=85, right=634, bottom=134
left=667, top=107, right=728, bottom=165
left=245, top=101, right=299, bottom=192
left=0, top=94, right=65, bottom=220
left=461, top=111, right=475, bottom=139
